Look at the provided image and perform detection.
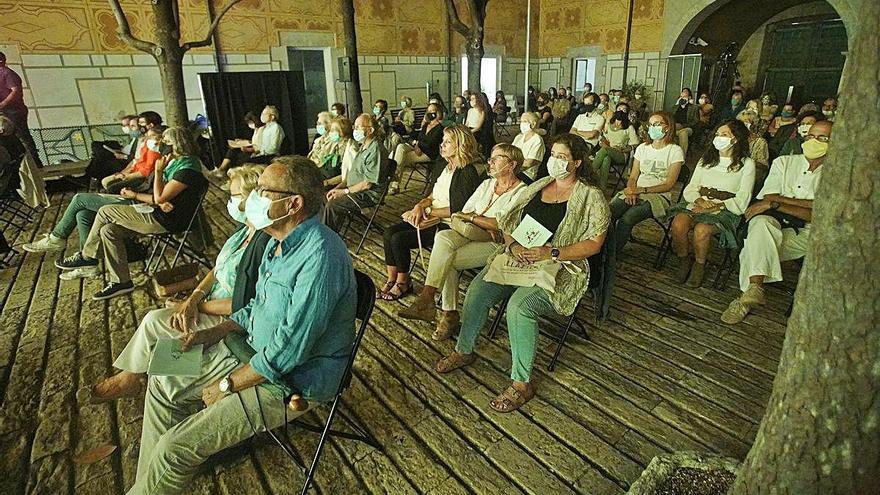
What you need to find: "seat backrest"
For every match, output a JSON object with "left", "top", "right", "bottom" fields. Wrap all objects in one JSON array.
[
  {"left": 674, "top": 164, "right": 691, "bottom": 202},
  {"left": 338, "top": 270, "right": 376, "bottom": 391}
]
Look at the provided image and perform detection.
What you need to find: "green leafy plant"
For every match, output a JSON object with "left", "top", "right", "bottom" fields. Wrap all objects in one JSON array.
[{"left": 622, "top": 80, "right": 651, "bottom": 102}]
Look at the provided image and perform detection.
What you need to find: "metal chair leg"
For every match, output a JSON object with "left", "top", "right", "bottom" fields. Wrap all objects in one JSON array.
[
  {"left": 487, "top": 297, "right": 509, "bottom": 339},
  {"left": 548, "top": 313, "right": 578, "bottom": 371}
]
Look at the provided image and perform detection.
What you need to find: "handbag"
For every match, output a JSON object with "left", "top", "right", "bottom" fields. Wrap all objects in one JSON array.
[
  {"left": 152, "top": 262, "right": 200, "bottom": 298},
  {"left": 450, "top": 215, "right": 493, "bottom": 242},
  {"left": 484, "top": 252, "right": 564, "bottom": 293}
]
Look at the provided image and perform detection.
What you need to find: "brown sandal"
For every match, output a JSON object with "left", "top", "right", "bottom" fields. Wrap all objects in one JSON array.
[
  {"left": 375, "top": 280, "right": 395, "bottom": 299},
  {"left": 431, "top": 312, "right": 461, "bottom": 341},
  {"left": 435, "top": 352, "right": 475, "bottom": 373},
  {"left": 489, "top": 385, "right": 535, "bottom": 413},
  {"left": 379, "top": 281, "right": 412, "bottom": 301}
]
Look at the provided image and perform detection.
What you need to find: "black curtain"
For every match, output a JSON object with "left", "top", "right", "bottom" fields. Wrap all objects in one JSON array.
[{"left": 199, "top": 71, "right": 309, "bottom": 166}]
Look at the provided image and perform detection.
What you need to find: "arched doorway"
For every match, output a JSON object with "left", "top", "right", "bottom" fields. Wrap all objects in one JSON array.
[{"left": 662, "top": 0, "right": 852, "bottom": 106}]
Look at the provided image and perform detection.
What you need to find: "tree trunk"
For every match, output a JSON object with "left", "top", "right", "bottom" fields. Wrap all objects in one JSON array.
[
  {"left": 341, "top": 0, "right": 363, "bottom": 116},
  {"left": 730, "top": 5, "right": 880, "bottom": 494},
  {"left": 466, "top": 37, "right": 484, "bottom": 95},
  {"left": 157, "top": 55, "right": 189, "bottom": 127}
]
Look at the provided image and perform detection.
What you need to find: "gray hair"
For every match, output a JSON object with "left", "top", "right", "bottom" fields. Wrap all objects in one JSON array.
[{"left": 271, "top": 155, "right": 325, "bottom": 217}]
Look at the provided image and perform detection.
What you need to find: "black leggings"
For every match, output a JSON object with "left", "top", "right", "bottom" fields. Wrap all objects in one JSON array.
[{"left": 382, "top": 221, "right": 446, "bottom": 272}]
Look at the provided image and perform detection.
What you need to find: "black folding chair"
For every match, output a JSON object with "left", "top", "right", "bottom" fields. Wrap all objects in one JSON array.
[
  {"left": 266, "top": 269, "right": 380, "bottom": 495},
  {"left": 639, "top": 164, "right": 691, "bottom": 269},
  {"left": 340, "top": 160, "right": 397, "bottom": 255},
  {"left": 144, "top": 189, "right": 212, "bottom": 274},
  {"left": 486, "top": 249, "right": 609, "bottom": 371},
  {"left": 403, "top": 159, "right": 433, "bottom": 194}
]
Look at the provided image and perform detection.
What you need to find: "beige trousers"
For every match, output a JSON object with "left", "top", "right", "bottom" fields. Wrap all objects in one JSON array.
[
  {"left": 424, "top": 229, "right": 499, "bottom": 311},
  {"left": 392, "top": 143, "right": 431, "bottom": 182},
  {"left": 82, "top": 204, "right": 167, "bottom": 283},
  {"left": 738, "top": 215, "right": 810, "bottom": 291}
]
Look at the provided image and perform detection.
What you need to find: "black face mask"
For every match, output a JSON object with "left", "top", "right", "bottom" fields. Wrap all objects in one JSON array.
[
  {"left": 427, "top": 112, "right": 437, "bottom": 120},
  {"left": 583, "top": 104, "right": 596, "bottom": 113}
]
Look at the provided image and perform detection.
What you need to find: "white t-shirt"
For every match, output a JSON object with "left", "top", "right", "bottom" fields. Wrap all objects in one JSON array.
[
  {"left": 683, "top": 157, "right": 757, "bottom": 214},
  {"left": 431, "top": 166, "right": 455, "bottom": 210},
  {"left": 571, "top": 112, "right": 606, "bottom": 146},
  {"left": 512, "top": 132, "right": 545, "bottom": 163},
  {"left": 466, "top": 108, "right": 482, "bottom": 128},
  {"left": 634, "top": 142, "right": 685, "bottom": 188},
  {"left": 255, "top": 121, "right": 284, "bottom": 156},
  {"left": 461, "top": 178, "right": 527, "bottom": 218},
  {"left": 759, "top": 154, "right": 822, "bottom": 201}
]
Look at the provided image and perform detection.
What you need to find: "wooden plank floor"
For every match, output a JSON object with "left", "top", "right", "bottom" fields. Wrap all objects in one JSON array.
[{"left": 0, "top": 174, "right": 795, "bottom": 494}]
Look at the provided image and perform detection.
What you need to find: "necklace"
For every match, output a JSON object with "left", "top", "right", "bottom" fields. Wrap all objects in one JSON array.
[{"left": 552, "top": 180, "right": 574, "bottom": 203}]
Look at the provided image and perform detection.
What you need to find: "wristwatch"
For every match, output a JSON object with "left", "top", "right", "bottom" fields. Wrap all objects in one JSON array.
[
  {"left": 219, "top": 375, "right": 234, "bottom": 394},
  {"left": 424, "top": 206, "right": 432, "bottom": 216},
  {"left": 550, "top": 248, "right": 561, "bottom": 262}
]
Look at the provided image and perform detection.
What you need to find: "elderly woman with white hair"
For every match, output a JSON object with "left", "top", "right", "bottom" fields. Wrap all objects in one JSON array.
[
  {"left": 84, "top": 164, "right": 271, "bottom": 402},
  {"left": 512, "top": 112, "right": 546, "bottom": 179}
]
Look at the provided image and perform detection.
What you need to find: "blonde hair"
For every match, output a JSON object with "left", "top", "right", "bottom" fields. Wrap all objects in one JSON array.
[
  {"left": 491, "top": 143, "right": 524, "bottom": 175},
  {"left": 520, "top": 111, "right": 539, "bottom": 128},
  {"left": 442, "top": 124, "right": 481, "bottom": 168},
  {"left": 163, "top": 127, "right": 200, "bottom": 156},
  {"left": 316, "top": 111, "right": 331, "bottom": 125},
  {"left": 227, "top": 164, "right": 265, "bottom": 200},
  {"left": 329, "top": 117, "right": 353, "bottom": 138},
  {"left": 264, "top": 105, "right": 279, "bottom": 118}
]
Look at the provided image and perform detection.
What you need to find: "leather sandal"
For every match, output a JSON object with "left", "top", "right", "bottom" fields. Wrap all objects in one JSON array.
[
  {"left": 431, "top": 311, "right": 461, "bottom": 341},
  {"left": 375, "top": 280, "right": 395, "bottom": 299},
  {"left": 435, "top": 352, "right": 475, "bottom": 373},
  {"left": 489, "top": 384, "right": 535, "bottom": 413},
  {"left": 379, "top": 281, "right": 412, "bottom": 301}
]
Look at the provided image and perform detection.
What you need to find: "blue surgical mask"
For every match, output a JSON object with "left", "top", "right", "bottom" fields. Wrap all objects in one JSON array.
[
  {"left": 648, "top": 125, "right": 665, "bottom": 141},
  {"left": 226, "top": 197, "right": 248, "bottom": 223},
  {"left": 244, "top": 190, "right": 291, "bottom": 230},
  {"left": 372, "top": 107, "right": 381, "bottom": 116},
  {"left": 353, "top": 129, "right": 366, "bottom": 142},
  {"left": 328, "top": 131, "right": 341, "bottom": 142},
  {"left": 316, "top": 124, "right": 326, "bottom": 136}
]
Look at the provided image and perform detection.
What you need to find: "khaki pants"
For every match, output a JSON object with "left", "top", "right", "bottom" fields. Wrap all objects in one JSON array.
[
  {"left": 114, "top": 308, "right": 225, "bottom": 374},
  {"left": 129, "top": 341, "right": 310, "bottom": 495},
  {"left": 82, "top": 204, "right": 167, "bottom": 283},
  {"left": 738, "top": 215, "right": 810, "bottom": 291},
  {"left": 424, "top": 229, "right": 498, "bottom": 311},
  {"left": 392, "top": 143, "right": 431, "bottom": 182}
]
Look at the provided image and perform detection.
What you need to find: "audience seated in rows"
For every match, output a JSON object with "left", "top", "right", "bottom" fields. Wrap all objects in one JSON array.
[
  {"left": 86, "top": 165, "right": 269, "bottom": 402},
  {"left": 571, "top": 92, "right": 605, "bottom": 149},
  {"left": 126, "top": 157, "right": 356, "bottom": 494},
  {"left": 55, "top": 127, "right": 208, "bottom": 300},
  {"left": 492, "top": 91, "right": 510, "bottom": 122},
  {"left": 609, "top": 112, "right": 684, "bottom": 254},
  {"left": 87, "top": 111, "right": 162, "bottom": 180},
  {"left": 330, "top": 102, "right": 347, "bottom": 119},
  {"left": 212, "top": 111, "right": 263, "bottom": 176},
  {"left": 393, "top": 96, "right": 416, "bottom": 135},
  {"left": 323, "top": 114, "right": 389, "bottom": 232},
  {"left": 389, "top": 102, "right": 445, "bottom": 194},
  {"left": 667, "top": 119, "right": 756, "bottom": 288},
  {"left": 214, "top": 106, "right": 285, "bottom": 177},
  {"left": 774, "top": 110, "right": 824, "bottom": 158},
  {"left": 398, "top": 143, "right": 528, "bottom": 339},
  {"left": 512, "top": 112, "right": 545, "bottom": 179},
  {"left": 102, "top": 125, "right": 166, "bottom": 194},
  {"left": 435, "top": 133, "right": 610, "bottom": 413},
  {"left": 467, "top": 92, "right": 495, "bottom": 157},
  {"left": 309, "top": 116, "right": 354, "bottom": 183},
  {"left": 592, "top": 110, "right": 639, "bottom": 192},
  {"left": 722, "top": 121, "right": 833, "bottom": 324},
  {"left": 378, "top": 124, "right": 484, "bottom": 301}
]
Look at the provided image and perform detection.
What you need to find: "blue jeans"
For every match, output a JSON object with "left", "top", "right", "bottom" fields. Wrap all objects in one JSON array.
[
  {"left": 456, "top": 267, "right": 554, "bottom": 382},
  {"left": 609, "top": 197, "right": 654, "bottom": 255},
  {"left": 51, "top": 193, "right": 129, "bottom": 249}
]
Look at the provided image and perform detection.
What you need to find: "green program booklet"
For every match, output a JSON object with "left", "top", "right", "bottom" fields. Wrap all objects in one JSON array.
[{"left": 148, "top": 337, "right": 204, "bottom": 376}]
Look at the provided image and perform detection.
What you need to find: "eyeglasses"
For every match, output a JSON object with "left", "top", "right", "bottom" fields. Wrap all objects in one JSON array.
[
  {"left": 255, "top": 186, "right": 297, "bottom": 197},
  {"left": 806, "top": 134, "right": 830, "bottom": 143}
]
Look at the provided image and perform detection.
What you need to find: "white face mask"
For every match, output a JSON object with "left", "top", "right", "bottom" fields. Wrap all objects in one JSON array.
[
  {"left": 260, "top": 113, "right": 270, "bottom": 124},
  {"left": 328, "top": 131, "right": 341, "bottom": 142},
  {"left": 316, "top": 124, "right": 326, "bottom": 136},
  {"left": 713, "top": 136, "right": 734, "bottom": 152},
  {"left": 822, "top": 109, "right": 835, "bottom": 117},
  {"left": 353, "top": 129, "right": 366, "bottom": 142},
  {"left": 519, "top": 122, "right": 532, "bottom": 134},
  {"left": 546, "top": 156, "right": 571, "bottom": 180},
  {"left": 698, "top": 98, "right": 708, "bottom": 105},
  {"left": 244, "top": 190, "right": 292, "bottom": 230},
  {"left": 400, "top": 101, "right": 408, "bottom": 108},
  {"left": 248, "top": 123, "right": 257, "bottom": 130},
  {"left": 797, "top": 124, "right": 811, "bottom": 137},
  {"left": 330, "top": 109, "right": 338, "bottom": 117},
  {"left": 122, "top": 126, "right": 131, "bottom": 135},
  {"left": 226, "top": 197, "right": 248, "bottom": 223},
  {"left": 146, "top": 139, "right": 161, "bottom": 152}
]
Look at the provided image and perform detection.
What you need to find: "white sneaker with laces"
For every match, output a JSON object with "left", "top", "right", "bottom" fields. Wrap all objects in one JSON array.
[
  {"left": 59, "top": 266, "right": 101, "bottom": 281},
  {"left": 22, "top": 233, "right": 65, "bottom": 253}
]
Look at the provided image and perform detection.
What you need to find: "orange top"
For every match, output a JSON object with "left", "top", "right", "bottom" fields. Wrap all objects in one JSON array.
[{"left": 131, "top": 142, "right": 161, "bottom": 176}]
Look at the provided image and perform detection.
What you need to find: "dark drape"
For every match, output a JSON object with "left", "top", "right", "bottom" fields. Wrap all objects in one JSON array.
[{"left": 199, "top": 71, "right": 309, "bottom": 165}]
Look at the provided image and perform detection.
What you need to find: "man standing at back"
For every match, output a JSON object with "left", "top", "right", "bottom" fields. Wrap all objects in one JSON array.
[{"left": 0, "top": 52, "right": 40, "bottom": 166}]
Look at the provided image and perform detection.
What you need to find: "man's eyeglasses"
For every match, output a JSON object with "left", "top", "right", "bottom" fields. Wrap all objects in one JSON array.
[
  {"left": 806, "top": 134, "right": 830, "bottom": 143},
  {"left": 256, "top": 186, "right": 297, "bottom": 197}
]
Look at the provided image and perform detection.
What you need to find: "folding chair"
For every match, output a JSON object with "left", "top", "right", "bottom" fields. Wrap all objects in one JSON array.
[
  {"left": 266, "top": 269, "right": 380, "bottom": 495},
  {"left": 341, "top": 160, "right": 397, "bottom": 255},
  {"left": 608, "top": 150, "right": 632, "bottom": 192},
  {"left": 641, "top": 164, "right": 691, "bottom": 269},
  {"left": 144, "top": 189, "right": 212, "bottom": 274},
  {"left": 486, "top": 248, "right": 610, "bottom": 371},
  {"left": 403, "top": 159, "right": 433, "bottom": 194}
]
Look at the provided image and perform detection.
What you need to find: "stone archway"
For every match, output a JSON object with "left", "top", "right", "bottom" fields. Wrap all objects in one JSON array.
[{"left": 660, "top": 0, "right": 860, "bottom": 57}]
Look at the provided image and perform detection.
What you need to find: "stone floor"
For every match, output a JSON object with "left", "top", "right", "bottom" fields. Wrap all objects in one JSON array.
[{"left": 0, "top": 173, "right": 794, "bottom": 494}]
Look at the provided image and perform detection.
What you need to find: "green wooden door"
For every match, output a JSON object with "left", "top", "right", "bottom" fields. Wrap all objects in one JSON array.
[{"left": 760, "top": 19, "right": 846, "bottom": 104}]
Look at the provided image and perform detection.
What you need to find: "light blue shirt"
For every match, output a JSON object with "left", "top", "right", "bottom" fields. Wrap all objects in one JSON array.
[{"left": 230, "top": 216, "right": 356, "bottom": 401}]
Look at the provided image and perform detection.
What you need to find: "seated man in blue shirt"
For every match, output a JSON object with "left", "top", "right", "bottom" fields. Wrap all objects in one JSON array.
[{"left": 128, "top": 156, "right": 357, "bottom": 495}]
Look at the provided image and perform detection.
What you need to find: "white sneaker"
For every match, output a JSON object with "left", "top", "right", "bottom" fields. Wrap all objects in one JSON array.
[
  {"left": 59, "top": 266, "right": 101, "bottom": 281},
  {"left": 22, "top": 233, "right": 66, "bottom": 253}
]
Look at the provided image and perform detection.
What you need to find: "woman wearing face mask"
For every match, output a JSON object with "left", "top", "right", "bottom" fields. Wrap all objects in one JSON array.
[
  {"left": 493, "top": 91, "right": 510, "bottom": 122},
  {"left": 593, "top": 111, "right": 639, "bottom": 192},
  {"left": 310, "top": 116, "right": 354, "bottom": 183},
  {"left": 55, "top": 127, "right": 209, "bottom": 300},
  {"left": 23, "top": 126, "right": 166, "bottom": 259},
  {"left": 83, "top": 165, "right": 271, "bottom": 403},
  {"left": 394, "top": 96, "right": 416, "bottom": 135},
  {"left": 213, "top": 112, "right": 264, "bottom": 178},
  {"left": 760, "top": 93, "right": 778, "bottom": 122},
  {"left": 778, "top": 112, "right": 824, "bottom": 157},
  {"left": 399, "top": 144, "right": 527, "bottom": 339},
  {"left": 535, "top": 92, "right": 553, "bottom": 132},
  {"left": 609, "top": 112, "right": 684, "bottom": 254},
  {"left": 101, "top": 126, "right": 165, "bottom": 194},
  {"left": 451, "top": 95, "right": 468, "bottom": 125},
  {"left": 740, "top": 99, "right": 770, "bottom": 137},
  {"left": 527, "top": 85, "right": 537, "bottom": 112},
  {"left": 768, "top": 103, "right": 796, "bottom": 137},
  {"left": 330, "top": 102, "right": 346, "bottom": 119},
  {"left": 436, "top": 133, "right": 609, "bottom": 413},
  {"left": 736, "top": 111, "right": 769, "bottom": 174},
  {"left": 310, "top": 111, "right": 331, "bottom": 146},
  {"left": 379, "top": 125, "right": 484, "bottom": 301},
  {"left": 390, "top": 103, "right": 445, "bottom": 194},
  {"left": 667, "top": 120, "right": 756, "bottom": 287},
  {"left": 512, "top": 112, "right": 546, "bottom": 179},
  {"left": 373, "top": 99, "right": 389, "bottom": 127}
]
